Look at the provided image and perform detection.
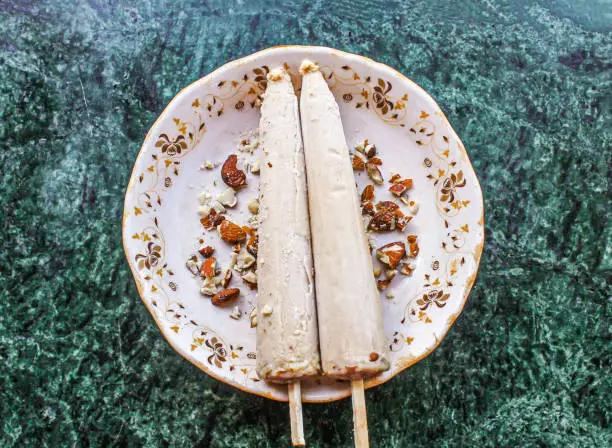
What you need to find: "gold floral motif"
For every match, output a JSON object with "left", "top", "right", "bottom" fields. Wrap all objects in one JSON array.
[
  {"left": 206, "top": 337, "right": 228, "bottom": 368},
  {"left": 325, "top": 65, "right": 409, "bottom": 124},
  {"left": 372, "top": 78, "right": 394, "bottom": 114},
  {"left": 215, "top": 65, "right": 270, "bottom": 112},
  {"left": 187, "top": 327, "right": 258, "bottom": 383},
  {"left": 155, "top": 134, "right": 188, "bottom": 156},
  {"left": 135, "top": 242, "right": 161, "bottom": 271},
  {"left": 440, "top": 171, "right": 466, "bottom": 203},
  {"left": 416, "top": 290, "right": 450, "bottom": 310}
]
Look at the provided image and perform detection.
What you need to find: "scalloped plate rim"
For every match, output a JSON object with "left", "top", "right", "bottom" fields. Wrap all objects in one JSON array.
[{"left": 122, "top": 45, "right": 484, "bottom": 403}]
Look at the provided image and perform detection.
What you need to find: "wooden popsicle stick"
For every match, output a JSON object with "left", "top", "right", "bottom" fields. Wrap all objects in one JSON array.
[
  {"left": 351, "top": 378, "right": 369, "bottom": 448},
  {"left": 288, "top": 381, "right": 305, "bottom": 446}
]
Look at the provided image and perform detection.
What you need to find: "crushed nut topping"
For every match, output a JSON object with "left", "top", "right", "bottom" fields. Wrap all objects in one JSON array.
[
  {"left": 248, "top": 198, "right": 259, "bottom": 214},
  {"left": 247, "top": 215, "right": 259, "bottom": 229},
  {"left": 352, "top": 138, "right": 420, "bottom": 293},
  {"left": 400, "top": 178, "right": 413, "bottom": 190},
  {"left": 376, "top": 201, "right": 399, "bottom": 211},
  {"left": 222, "top": 269, "right": 233, "bottom": 288},
  {"left": 352, "top": 154, "right": 366, "bottom": 171},
  {"left": 200, "top": 276, "right": 218, "bottom": 296},
  {"left": 376, "top": 241, "right": 406, "bottom": 269},
  {"left": 250, "top": 159, "right": 261, "bottom": 174},
  {"left": 211, "top": 288, "right": 240, "bottom": 307},
  {"left": 221, "top": 154, "right": 247, "bottom": 189},
  {"left": 186, "top": 258, "right": 202, "bottom": 275},
  {"left": 364, "top": 144, "right": 377, "bottom": 159},
  {"left": 399, "top": 261, "right": 416, "bottom": 276},
  {"left": 389, "top": 173, "right": 402, "bottom": 184},
  {"left": 408, "top": 242, "right": 419, "bottom": 257},
  {"left": 200, "top": 257, "right": 217, "bottom": 278},
  {"left": 201, "top": 208, "right": 225, "bottom": 230},
  {"left": 229, "top": 306, "right": 242, "bottom": 320},
  {"left": 246, "top": 232, "right": 258, "bottom": 257},
  {"left": 408, "top": 200, "right": 419, "bottom": 215},
  {"left": 229, "top": 252, "right": 238, "bottom": 270},
  {"left": 217, "top": 220, "right": 247, "bottom": 243},
  {"left": 377, "top": 279, "right": 391, "bottom": 291},
  {"left": 198, "top": 245, "right": 215, "bottom": 258},
  {"left": 366, "top": 163, "right": 383, "bottom": 185},
  {"left": 362, "top": 201, "right": 375, "bottom": 216},
  {"left": 389, "top": 183, "right": 408, "bottom": 197},
  {"left": 368, "top": 208, "right": 395, "bottom": 232},
  {"left": 361, "top": 184, "right": 375, "bottom": 203},
  {"left": 234, "top": 249, "right": 256, "bottom": 272},
  {"left": 394, "top": 209, "right": 412, "bottom": 232},
  {"left": 197, "top": 205, "right": 211, "bottom": 216},
  {"left": 241, "top": 271, "right": 257, "bottom": 288},
  {"left": 217, "top": 188, "right": 237, "bottom": 208}
]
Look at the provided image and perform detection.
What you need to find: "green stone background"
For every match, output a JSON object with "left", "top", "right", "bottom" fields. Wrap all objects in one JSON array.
[{"left": 1, "top": 0, "right": 610, "bottom": 446}]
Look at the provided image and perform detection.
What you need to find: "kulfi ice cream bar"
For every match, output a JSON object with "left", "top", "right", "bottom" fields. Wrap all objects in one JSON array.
[
  {"left": 256, "top": 67, "right": 321, "bottom": 382},
  {"left": 299, "top": 60, "right": 390, "bottom": 379}
]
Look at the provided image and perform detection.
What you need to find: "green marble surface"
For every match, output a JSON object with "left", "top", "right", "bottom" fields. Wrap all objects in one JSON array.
[{"left": 1, "top": 1, "right": 610, "bottom": 446}]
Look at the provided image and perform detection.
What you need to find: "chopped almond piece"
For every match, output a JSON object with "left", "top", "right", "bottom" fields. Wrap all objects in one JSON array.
[
  {"left": 200, "top": 257, "right": 217, "bottom": 278},
  {"left": 367, "top": 163, "right": 383, "bottom": 185},
  {"left": 218, "top": 220, "right": 247, "bottom": 243},
  {"left": 368, "top": 209, "right": 395, "bottom": 232},
  {"left": 377, "top": 279, "right": 391, "bottom": 291},
  {"left": 221, "top": 154, "right": 247, "bottom": 189},
  {"left": 198, "top": 245, "right": 215, "bottom": 258},
  {"left": 364, "top": 144, "right": 377, "bottom": 159},
  {"left": 376, "top": 242, "right": 406, "bottom": 269},
  {"left": 246, "top": 233, "right": 258, "bottom": 257},
  {"left": 408, "top": 242, "right": 419, "bottom": 257},
  {"left": 400, "top": 178, "right": 413, "bottom": 190},
  {"left": 394, "top": 209, "right": 412, "bottom": 232},
  {"left": 389, "top": 183, "right": 408, "bottom": 197},
  {"left": 352, "top": 154, "right": 366, "bottom": 171},
  {"left": 399, "top": 262, "right": 416, "bottom": 276},
  {"left": 389, "top": 173, "right": 402, "bottom": 184},
  {"left": 222, "top": 269, "right": 233, "bottom": 288},
  {"left": 211, "top": 288, "right": 240, "bottom": 307},
  {"left": 376, "top": 201, "right": 399, "bottom": 211},
  {"left": 200, "top": 209, "right": 225, "bottom": 230},
  {"left": 362, "top": 201, "right": 375, "bottom": 216},
  {"left": 361, "top": 184, "right": 375, "bottom": 203}
]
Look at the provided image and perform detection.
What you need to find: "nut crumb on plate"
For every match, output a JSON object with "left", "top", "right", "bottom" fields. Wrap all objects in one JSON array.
[
  {"left": 217, "top": 188, "right": 237, "bottom": 208},
  {"left": 229, "top": 306, "right": 242, "bottom": 320},
  {"left": 211, "top": 288, "right": 240, "bottom": 307}
]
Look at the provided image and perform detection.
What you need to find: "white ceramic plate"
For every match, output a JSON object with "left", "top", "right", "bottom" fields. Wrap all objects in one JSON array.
[{"left": 123, "top": 46, "right": 484, "bottom": 403}]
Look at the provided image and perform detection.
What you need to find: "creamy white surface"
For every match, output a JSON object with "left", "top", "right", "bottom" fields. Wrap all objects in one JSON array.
[
  {"left": 299, "top": 61, "right": 390, "bottom": 379},
  {"left": 256, "top": 68, "right": 320, "bottom": 382}
]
